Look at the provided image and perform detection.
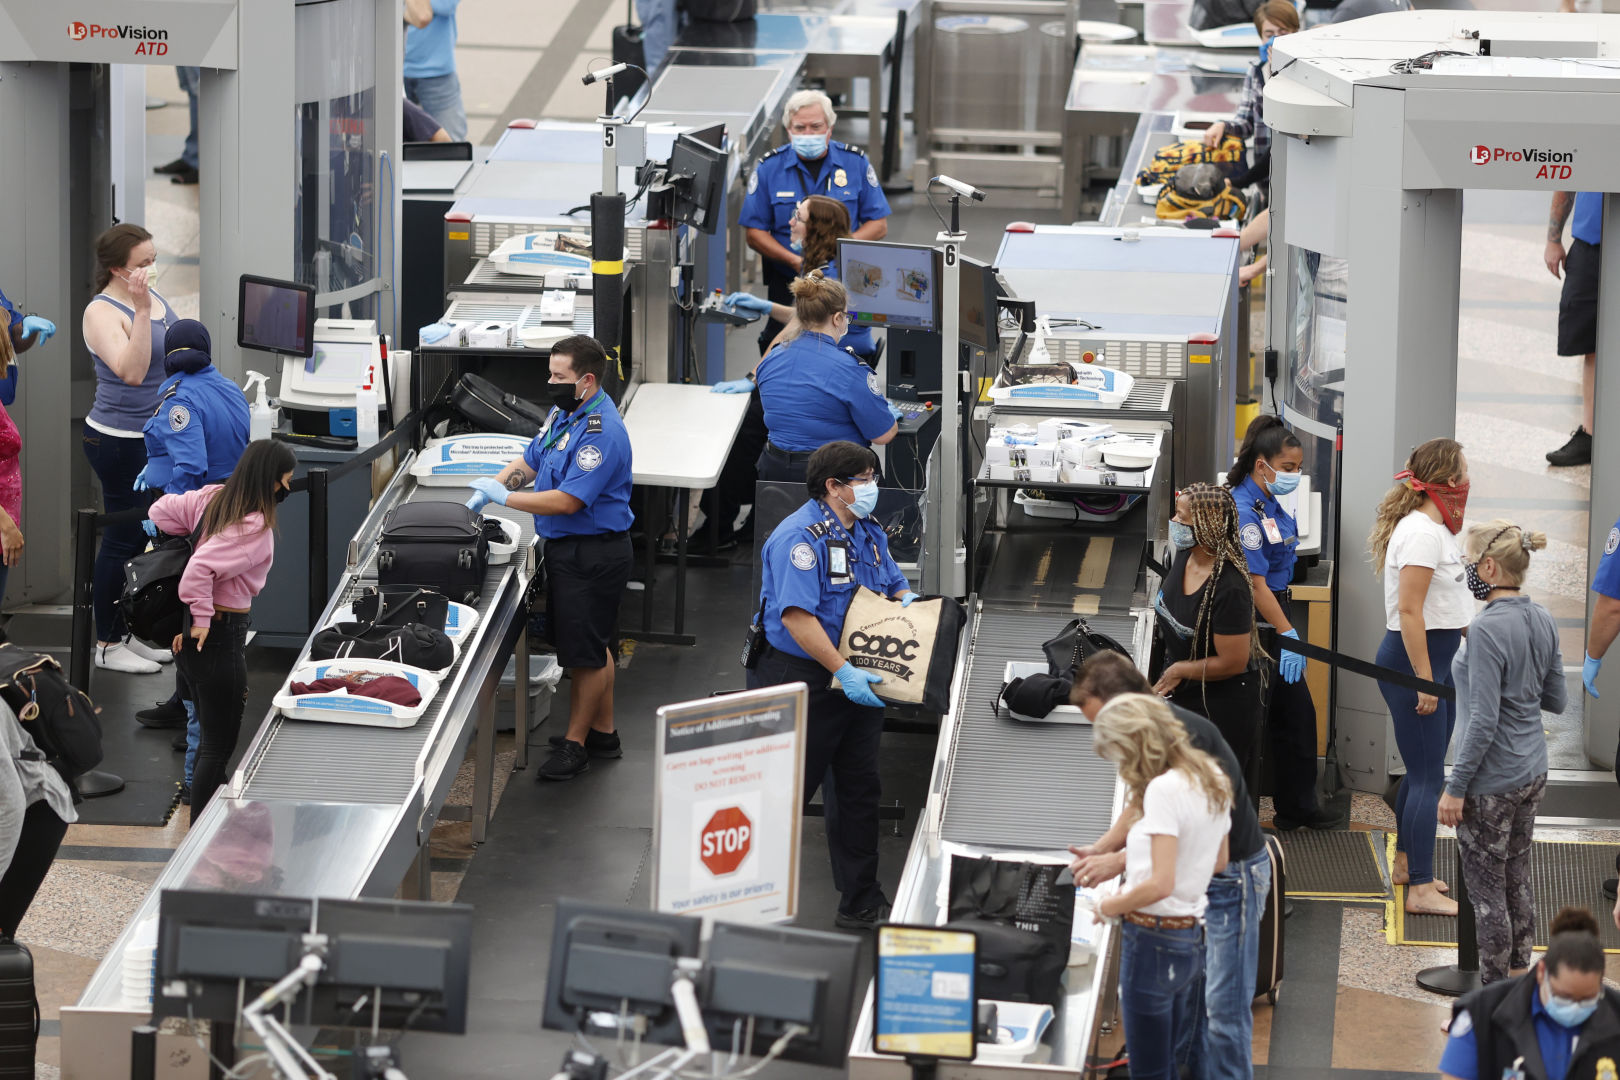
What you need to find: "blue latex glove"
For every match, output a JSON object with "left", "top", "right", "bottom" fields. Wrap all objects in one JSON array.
[
  {"left": 1278, "top": 628, "right": 1305, "bottom": 684},
  {"left": 1585, "top": 654, "right": 1603, "bottom": 699},
  {"left": 419, "top": 322, "right": 451, "bottom": 345},
  {"left": 833, "top": 662, "right": 885, "bottom": 708},
  {"left": 19, "top": 316, "right": 54, "bottom": 344},
  {"left": 722, "top": 292, "right": 772, "bottom": 316},
  {"left": 468, "top": 477, "right": 509, "bottom": 506},
  {"left": 888, "top": 401, "right": 905, "bottom": 421},
  {"left": 713, "top": 377, "right": 753, "bottom": 394},
  {"left": 141, "top": 519, "right": 158, "bottom": 538},
  {"left": 465, "top": 491, "right": 492, "bottom": 513},
  {"left": 899, "top": 591, "right": 921, "bottom": 607},
  {"left": 132, "top": 465, "right": 151, "bottom": 492}
]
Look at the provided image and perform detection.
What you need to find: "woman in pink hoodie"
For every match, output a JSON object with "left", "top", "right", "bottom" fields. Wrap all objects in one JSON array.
[{"left": 149, "top": 439, "right": 296, "bottom": 822}]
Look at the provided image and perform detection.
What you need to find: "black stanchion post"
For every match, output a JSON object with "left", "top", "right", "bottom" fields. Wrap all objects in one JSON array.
[
  {"left": 1417, "top": 849, "right": 1481, "bottom": 996},
  {"left": 308, "top": 468, "right": 329, "bottom": 632},
  {"left": 72, "top": 508, "right": 124, "bottom": 799},
  {"left": 1324, "top": 423, "right": 1346, "bottom": 795},
  {"left": 130, "top": 1024, "right": 157, "bottom": 1080}
]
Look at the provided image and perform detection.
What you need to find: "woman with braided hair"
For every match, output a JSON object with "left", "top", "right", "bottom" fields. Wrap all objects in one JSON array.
[{"left": 1152, "top": 483, "right": 1266, "bottom": 783}]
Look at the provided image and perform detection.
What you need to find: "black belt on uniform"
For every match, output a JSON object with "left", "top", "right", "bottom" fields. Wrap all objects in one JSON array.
[
  {"left": 549, "top": 530, "right": 630, "bottom": 543},
  {"left": 763, "top": 643, "right": 827, "bottom": 670},
  {"left": 763, "top": 440, "right": 815, "bottom": 463},
  {"left": 1271, "top": 587, "right": 1292, "bottom": 604}
]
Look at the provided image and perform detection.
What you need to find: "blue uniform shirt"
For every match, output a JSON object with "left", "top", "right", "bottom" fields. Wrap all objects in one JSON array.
[
  {"left": 522, "top": 391, "right": 634, "bottom": 539},
  {"left": 1573, "top": 192, "right": 1603, "bottom": 248},
  {"left": 1233, "top": 474, "right": 1298, "bottom": 592},
  {"left": 1593, "top": 514, "right": 1620, "bottom": 600},
  {"left": 1438, "top": 982, "right": 1579, "bottom": 1080},
  {"left": 0, "top": 289, "right": 18, "bottom": 332},
  {"left": 141, "top": 366, "right": 251, "bottom": 495},
  {"left": 755, "top": 331, "right": 895, "bottom": 452},
  {"left": 760, "top": 498, "right": 909, "bottom": 660},
  {"left": 740, "top": 141, "right": 891, "bottom": 271}
]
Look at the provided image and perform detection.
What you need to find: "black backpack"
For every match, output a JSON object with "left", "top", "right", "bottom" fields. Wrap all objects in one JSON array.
[
  {"left": 309, "top": 622, "right": 455, "bottom": 672},
  {"left": 0, "top": 646, "right": 103, "bottom": 783},
  {"left": 352, "top": 586, "right": 450, "bottom": 632},
  {"left": 118, "top": 523, "right": 202, "bottom": 648}
]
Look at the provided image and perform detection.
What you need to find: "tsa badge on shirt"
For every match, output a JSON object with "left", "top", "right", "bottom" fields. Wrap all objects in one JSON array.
[
  {"left": 1241, "top": 523, "right": 1264, "bottom": 551},
  {"left": 1607, "top": 526, "right": 1619, "bottom": 556},
  {"left": 168, "top": 404, "right": 190, "bottom": 432},
  {"left": 576, "top": 445, "right": 603, "bottom": 472},
  {"left": 790, "top": 542, "right": 817, "bottom": 571}
]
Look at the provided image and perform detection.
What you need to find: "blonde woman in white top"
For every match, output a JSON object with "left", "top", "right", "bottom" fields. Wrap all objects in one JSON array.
[
  {"left": 1090, "top": 694, "right": 1231, "bottom": 1080},
  {"left": 1368, "top": 437, "right": 1475, "bottom": 916}
]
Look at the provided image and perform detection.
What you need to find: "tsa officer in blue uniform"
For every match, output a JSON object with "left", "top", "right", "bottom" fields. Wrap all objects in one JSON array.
[
  {"left": 1581, "top": 510, "right": 1620, "bottom": 898},
  {"left": 740, "top": 89, "right": 891, "bottom": 352},
  {"left": 752, "top": 271, "right": 897, "bottom": 485},
  {"left": 0, "top": 287, "right": 55, "bottom": 359},
  {"left": 1227, "top": 415, "right": 1337, "bottom": 830},
  {"left": 749, "top": 441, "right": 917, "bottom": 929},
  {"left": 471, "top": 336, "right": 634, "bottom": 782}
]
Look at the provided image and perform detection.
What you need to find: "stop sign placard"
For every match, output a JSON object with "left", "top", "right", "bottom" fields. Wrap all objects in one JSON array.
[{"left": 699, "top": 806, "right": 752, "bottom": 876}]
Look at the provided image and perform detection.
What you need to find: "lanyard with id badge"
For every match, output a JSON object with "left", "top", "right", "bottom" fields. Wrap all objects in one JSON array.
[{"left": 820, "top": 505, "right": 880, "bottom": 589}]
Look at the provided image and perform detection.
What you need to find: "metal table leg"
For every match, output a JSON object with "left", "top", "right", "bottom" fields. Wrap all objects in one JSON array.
[
  {"left": 471, "top": 668, "right": 497, "bottom": 844},
  {"left": 641, "top": 487, "right": 657, "bottom": 633},
  {"left": 513, "top": 627, "right": 530, "bottom": 771},
  {"left": 674, "top": 488, "right": 690, "bottom": 638}
]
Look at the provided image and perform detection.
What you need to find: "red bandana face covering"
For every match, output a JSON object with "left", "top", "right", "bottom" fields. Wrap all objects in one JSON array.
[{"left": 1395, "top": 470, "right": 1469, "bottom": 534}]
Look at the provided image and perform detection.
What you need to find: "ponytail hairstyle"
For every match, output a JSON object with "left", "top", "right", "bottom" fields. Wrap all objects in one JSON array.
[
  {"left": 1367, "top": 437, "right": 1466, "bottom": 572},
  {"left": 800, "top": 194, "right": 852, "bottom": 279},
  {"left": 1543, "top": 907, "right": 1605, "bottom": 980},
  {"left": 1092, "top": 693, "right": 1232, "bottom": 816},
  {"left": 1465, "top": 518, "right": 1548, "bottom": 588},
  {"left": 199, "top": 439, "right": 298, "bottom": 542},
  {"left": 93, "top": 223, "right": 153, "bottom": 293},
  {"left": 1225, "top": 414, "right": 1302, "bottom": 489},
  {"left": 1180, "top": 483, "right": 1267, "bottom": 677},
  {"left": 789, "top": 268, "right": 849, "bottom": 332}
]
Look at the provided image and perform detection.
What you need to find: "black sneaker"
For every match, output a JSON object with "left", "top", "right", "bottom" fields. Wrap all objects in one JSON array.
[
  {"left": 1547, "top": 426, "right": 1592, "bottom": 467},
  {"left": 177, "top": 784, "right": 190, "bottom": 806},
  {"left": 153, "top": 156, "right": 190, "bottom": 175},
  {"left": 547, "top": 729, "right": 624, "bottom": 758},
  {"left": 835, "top": 902, "right": 892, "bottom": 931},
  {"left": 137, "top": 699, "right": 188, "bottom": 729},
  {"left": 1604, "top": 878, "right": 1617, "bottom": 901},
  {"left": 171, "top": 166, "right": 199, "bottom": 185},
  {"left": 539, "top": 739, "right": 591, "bottom": 781},
  {"left": 1273, "top": 806, "right": 1341, "bottom": 832},
  {"left": 171, "top": 732, "right": 188, "bottom": 752}
]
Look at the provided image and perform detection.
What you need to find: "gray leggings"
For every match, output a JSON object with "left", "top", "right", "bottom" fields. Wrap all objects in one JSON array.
[{"left": 1457, "top": 773, "right": 1547, "bottom": 984}]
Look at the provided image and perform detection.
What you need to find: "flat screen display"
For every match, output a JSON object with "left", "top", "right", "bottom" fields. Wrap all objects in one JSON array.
[
  {"left": 299, "top": 341, "right": 371, "bottom": 389},
  {"left": 238, "top": 275, "right": 316, "bottom": 358},
  {"left": 839, "top": 239, "right": 939, "bottom": 332}
]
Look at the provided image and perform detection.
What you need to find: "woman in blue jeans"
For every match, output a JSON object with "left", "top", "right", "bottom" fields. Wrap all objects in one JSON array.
[
  {"left": 1369, "top": 438, "right": 1474, "bottom": 917},
  {"left": 1089, "top": 694, "right": 1232, "bottom": 1080}
]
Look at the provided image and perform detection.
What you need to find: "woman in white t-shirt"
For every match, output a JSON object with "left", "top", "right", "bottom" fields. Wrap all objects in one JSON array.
[
  {"left": 1368, "top": 438, "right": 1473, "bottom": 917},
  {"left": 1091, "top": 694, "right": 1232, "bottom": 1080}
]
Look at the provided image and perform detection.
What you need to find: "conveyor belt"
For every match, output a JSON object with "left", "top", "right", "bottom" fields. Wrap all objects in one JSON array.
[
  {"left": 978, "top": 503, "right": 1148, "bottom": 611},
  {"left": 941, "top": 605, "right": 1146, "bottom": 850}
]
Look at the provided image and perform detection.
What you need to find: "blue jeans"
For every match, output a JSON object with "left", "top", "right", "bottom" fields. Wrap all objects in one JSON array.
[
  {"left": 1178, "top": 847, "right": 1272, "bottom": 1080},
  {"left": 1379, "top": 627, "right": 1462, "bottom": 886},
  {"left": 1120, "top": 921, "right": 1206, "bottom": 1080},
  {"left": 182, "top": 699, "right": 199, "bottom": 787},
  {"left": 81, "top": 424, "right": 150, "bottom": 642},
  {"left": 404, "top": 73, "right": 467, "bottom": 143},
  {"left": 176, "top": 66, "right": 200, "bottom": 169}
]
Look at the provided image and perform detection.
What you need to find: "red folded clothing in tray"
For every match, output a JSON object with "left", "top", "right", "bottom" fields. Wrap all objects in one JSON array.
[{"left": 288, "top": 673, "right": 422, "bottom": 707}]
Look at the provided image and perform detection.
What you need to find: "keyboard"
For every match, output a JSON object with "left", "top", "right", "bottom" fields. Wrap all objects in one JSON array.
[{"left": 889, "top": 398, "right": 937, "bottom": 435}]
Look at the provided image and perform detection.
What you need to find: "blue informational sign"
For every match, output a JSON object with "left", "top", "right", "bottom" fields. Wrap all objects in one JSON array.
[{"left": 873, "top": 925, "right": 978, "bottom": 1060}]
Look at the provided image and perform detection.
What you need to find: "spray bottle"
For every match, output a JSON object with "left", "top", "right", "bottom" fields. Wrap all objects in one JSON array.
[
  {"left": 355, "top": 364, "right": 379, "bottom": 449},
  {"left": 1028, "top": 315, "right": 1055, "bottom": 365},
  {"left": 244, "top": 371, "right": 276, "bottom": 442}
]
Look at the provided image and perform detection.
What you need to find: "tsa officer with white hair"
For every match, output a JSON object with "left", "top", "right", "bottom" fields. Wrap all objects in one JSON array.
[{"left": 740, "top": 89, "right": 892, "bottom": 351}]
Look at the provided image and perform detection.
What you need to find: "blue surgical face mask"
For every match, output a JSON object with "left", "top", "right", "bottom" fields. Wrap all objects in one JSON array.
[
  {"left": 845, "top": 480, "right": 880, "bottom": 519},
  {"left": 1543, "top": 982, "right": 1600, "bottom": 1028},
  {"left": 791, "top": 133, "right": 829, "bottom": 160},
  {"left": 790, "top": 237, "right": 804, "bottom": 253},
  {"left": 1263, "top": 460, "right": 1302, "bottom": 497},
  {"left": 1168, "top": 520, "right": 1196, "bottom": 551}
]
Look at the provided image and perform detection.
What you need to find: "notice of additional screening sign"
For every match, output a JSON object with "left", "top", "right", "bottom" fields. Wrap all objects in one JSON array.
[
  {"left": 874, "top": 925, "right": 978, "bottom": 1060},
  {"left": 652, "top": 684, "right": 806, "bottom": 923}
]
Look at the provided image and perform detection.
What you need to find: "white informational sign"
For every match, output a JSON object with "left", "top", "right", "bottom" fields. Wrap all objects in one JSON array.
[{"left": 653, "top": 684, "right": 806, "bottom": 923}]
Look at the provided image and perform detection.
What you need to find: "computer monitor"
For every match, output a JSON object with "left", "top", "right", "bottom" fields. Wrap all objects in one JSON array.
[
  {"left": 155, "top": 891, "right": 316, "bottom": 1023},
  {"left": 238, "top": 274, "right": 316, "bottom": 359},
  {"left": 838, "top": 239, "right": 940, "bottom": 333},
  {"left": 540, "top": 899, "right": 705, "bottom": 1048},
  {"left": 668, "top": 132, "right": 727, "bottom": 234},
  {"left": 957, "top": 255, "right": 1000, "bottom": 352},
  {"left": 701, "top": 921, "right": 864, "bottom": 1068}
]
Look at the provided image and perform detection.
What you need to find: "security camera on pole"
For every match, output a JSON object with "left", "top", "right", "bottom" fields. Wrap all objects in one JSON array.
[{"left": 926, "top": 175, "right": 986, "bottom": 598}]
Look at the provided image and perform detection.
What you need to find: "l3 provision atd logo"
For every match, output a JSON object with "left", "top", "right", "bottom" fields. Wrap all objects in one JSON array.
[
  {"left": 68, "top": 20, "right": 171, "bottom": 55},
  {"left": 1470, "top": 144, "right": 1574, "bottom": 180}
]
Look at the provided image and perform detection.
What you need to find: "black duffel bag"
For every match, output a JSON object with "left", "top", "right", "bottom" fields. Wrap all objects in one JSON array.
[
  {"left": 451, "top": 373, "right": 550, "bottom": 437},
  {"left": 944, "top": 855, "right": 1074, "bottom": 1009},
  {"left": 352, "top": 586, "right": 450, "bottom": 632},
  {"left": 1042, "top": 617, "right": 1131, "bottom": 679},
  {"left": 309, "top": 622, "right": 455, "bottom": 672},
  {"left": 118, "top": 523, "right": 203, "bottom": 648}
]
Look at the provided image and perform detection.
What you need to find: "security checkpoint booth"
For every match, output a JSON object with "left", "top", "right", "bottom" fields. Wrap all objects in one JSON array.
[{"left": 1261, "top": 10, "right": 1620, "bottom": 804}]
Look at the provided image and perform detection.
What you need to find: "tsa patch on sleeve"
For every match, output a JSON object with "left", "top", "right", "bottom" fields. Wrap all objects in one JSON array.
[
  {"left": 748, "top": 170, "right": 758, "bottom": 194},
  {"left": 1241, "top": 523, "right": 1264, "bottom": 551},
  {"left": 1607, "top": 527, "right": 1619, "bottom": 556},
  {"left": 167, "top": 405, "right": 190, "bottom": 432},
  {"left": 866, "top": 163, "right": 878, "bottom": 186},
  {"left": 790, "top": 542, "right": 817, "bottom": 571},
  {"left": 1447, "top": 1009, "right": 1471, "bottom": 1037},
  {"left": 576, "top": 445, "right": 603, "bottom": 472},
  {"left": 867, "top": 371, "right": 882, "bottom": 396}
]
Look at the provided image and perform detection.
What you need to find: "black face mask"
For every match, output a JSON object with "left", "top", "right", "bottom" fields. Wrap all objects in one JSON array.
[
  {"left": 274, "top": 485, "right": 291, "bottom": 504},
  {"left": 546, "top": 380, "right": 582, "bottom": 412}
]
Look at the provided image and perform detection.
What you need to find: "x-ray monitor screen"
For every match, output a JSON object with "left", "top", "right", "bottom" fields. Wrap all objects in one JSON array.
[
  {"left": 238, "top": 275, "right": 316, "bottom": 358},
  {"left": 839, "top": 240, "right": 938, "bottom": 332}
]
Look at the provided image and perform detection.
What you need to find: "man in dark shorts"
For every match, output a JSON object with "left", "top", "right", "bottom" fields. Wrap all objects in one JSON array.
[
  {"left": 471, "top": 336, "right": 635, "bottom": 780},
  {"left": 1546, "top": 191, "right": 1602, "bottom": 467}
]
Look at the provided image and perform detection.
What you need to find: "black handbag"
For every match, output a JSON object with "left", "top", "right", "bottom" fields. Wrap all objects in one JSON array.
[
  {"left": 352, "top": 586, "right": 450, "bottom": 632},
  {"left": 117, "top": 523, "right": 204, "bottom": 648},
  {"left": 309, "top": 622, "right": 455, "bottom": 672},
  {"left": 944, "top": 855, "right": 1074, "bottom": 1009},
  {"left": 1042, "top": 617, "right": 1131, "bottom": 678},
  {"left": 451, "top": 373, "right": 550, "bottom": 437}
]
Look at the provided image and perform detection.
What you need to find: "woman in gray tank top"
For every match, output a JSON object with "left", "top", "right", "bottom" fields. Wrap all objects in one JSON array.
[{"left": 80, "top": 224, "right": 179, "bottom": 675}]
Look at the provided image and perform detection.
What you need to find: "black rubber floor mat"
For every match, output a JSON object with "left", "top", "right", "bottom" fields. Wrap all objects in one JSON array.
[
  {"left": 1393, "top": 835, "right": 1620, "bottom": 952},
  {"left": 1276, "top": 828, "right": 1386, "bottom": 897},
  {"left": 71, "top": 780, "right": 180, "bottom": 827}
]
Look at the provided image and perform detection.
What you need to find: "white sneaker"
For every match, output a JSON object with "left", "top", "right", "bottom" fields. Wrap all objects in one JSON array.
[
  {"left": 95, "top": 643, "right": 161, "bottom": 674},
  {"left": 124, "top": 638, "right": 173, "bottom": 665}
]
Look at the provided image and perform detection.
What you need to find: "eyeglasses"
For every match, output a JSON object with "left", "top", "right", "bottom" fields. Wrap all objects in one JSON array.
[{"left": 840, "top": 472, "right": 880, "bottom": 486}]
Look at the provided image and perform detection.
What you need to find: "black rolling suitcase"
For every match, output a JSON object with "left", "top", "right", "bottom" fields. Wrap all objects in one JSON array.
[
  {"left": 0, "top": 938, "right": 38, "bottom": 1077},
  {"left": 1255, "top": 833, "right": 1285, "bottom": 1004},
  {"left": 376, "top": 503, "right": 490, "bottom": 606}
]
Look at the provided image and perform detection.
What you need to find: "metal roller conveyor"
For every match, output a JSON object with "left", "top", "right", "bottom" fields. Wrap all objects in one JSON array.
[{"left": 66, "top": 454, "right": 534, "bottom": 1029}]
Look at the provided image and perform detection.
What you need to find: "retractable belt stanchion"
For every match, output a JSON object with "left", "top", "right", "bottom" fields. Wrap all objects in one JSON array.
[{"left": 1417, "top": 862, "right": 1481, "bottom": 997}]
